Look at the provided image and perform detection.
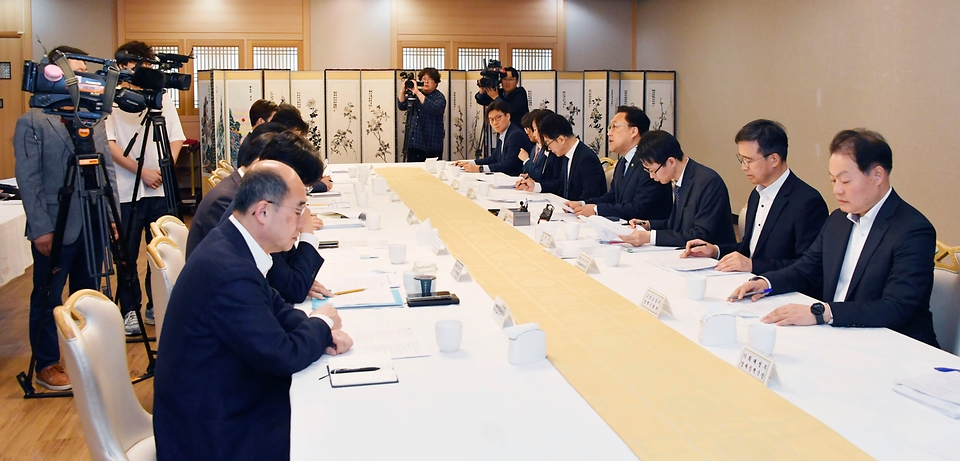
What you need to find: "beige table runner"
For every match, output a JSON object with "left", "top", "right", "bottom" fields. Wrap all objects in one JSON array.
[{"left": 380, "top": 168, "right": 870, "bottom": 460}]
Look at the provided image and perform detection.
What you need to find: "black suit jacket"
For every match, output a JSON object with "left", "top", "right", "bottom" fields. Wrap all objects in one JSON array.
[
  {"left": 185, "top": 170, "right": 241, "bottom": 258},
  {"left": 475, "top": 124, "right": 531, "bottom": 176},
  {"left": 155, "top": 220, "right": 332, "bottom": 461},
  {"left": 539, "top": 141, "right": 607, "bottom": 202},
  {"left": 719, "top": 171, "right": 828, "bottom": 277},
  {"left": 521, "top": 144, "right": 554, "bottom": 181},
  {"left": 586, "top": 150, "right": 673, "bottom": 221},
  {"left": 650, "top": 158, "right": 736, "bottom": 247},
  {"left": 763, "top": 189, "right": 938, "bottom": 346}
]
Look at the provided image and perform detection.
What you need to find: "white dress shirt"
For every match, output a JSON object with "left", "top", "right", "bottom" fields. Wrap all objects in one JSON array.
[
  {"left": 748, "top": 169, "right": 791, "bottom": 255},
  {"left": 833, "top": 187, "right": 893, "bottom": 302}
]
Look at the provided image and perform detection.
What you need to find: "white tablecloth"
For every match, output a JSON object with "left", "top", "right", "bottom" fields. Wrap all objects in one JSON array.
[{"left": 0, "top": 202, "right": 32, "bottom": 286}]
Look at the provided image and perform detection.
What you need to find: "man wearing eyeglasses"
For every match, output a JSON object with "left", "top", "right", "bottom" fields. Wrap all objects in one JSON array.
[
  {"left": 680, "top": 120, "right": 827, "bottom": 284},
  {"left": 565, "top": 106, "right": 672, "bottom": 221},
  {"left": 397, "top": 67, "right": 446, "bottom": 162},
  {"left": 475, "top": 67, "right": 528, "bottom": 129},
  {"left": 455, "top": 100, "right": 531, "bottom": 175},
  {"left": 515, "top": 112, "right": 606, "bottom": 201},
  {"left": 618, "top": 131, "right": 736, "bottom": 247}
]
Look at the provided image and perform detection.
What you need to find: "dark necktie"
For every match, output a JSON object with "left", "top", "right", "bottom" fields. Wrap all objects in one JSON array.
[
  {"left": 619, "top": 157, "right": 627, "bottom": 178},
  {"left": 561, "top": 156, "right": 570, "bottom": 198},
  {"left": 673, "top": 184, "right": 681, "bottom": 215}
]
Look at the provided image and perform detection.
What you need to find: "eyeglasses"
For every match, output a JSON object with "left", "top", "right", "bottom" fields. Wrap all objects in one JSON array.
[
  {"left": 642, "top": 163, "right": 663, "bottom": 175},
  {"left": 607, "top": 123, "right": 631, "bottom": 131},
  {"left": 266, "top": 200, "right": 306, "bottom": 217},
  {"left": 544, "top": 138, "right": 557, "bottom": 151},
  {"left": 488, "top": 114, "right": 505, "bottom": 124},
  {"left": 736, "top": 153, "right": 766, "bottom": 166}
]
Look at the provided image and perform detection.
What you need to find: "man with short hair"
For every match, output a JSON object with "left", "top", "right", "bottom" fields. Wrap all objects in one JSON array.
[
  {"left": 730, "top": 129, "right": 939, "bottom": 347},
  {"left": 515, "top": 113, "right": 606, "bottom": 202},
  {"left": 455, "top": 101, "right": 531, "bottom": 176},
  {"left": 397, "top": 67, "right": 446, "bottom": 162},
  {"left": 566, "top": 106, "right": 672, "bottom": 221},
  {"left": 272, "top": 103, "right": 309, "bottom": 135},
  {"left": 518, "top": 109, "right": 554, "bottom": 181},
  {"left": 249, "top": 99, "right": 278, "bottom": 129},
  {"left": 682, "top": 119, "right": 827, "bottom": 282},
  {"left": 619, "top": 131, "right": 736, "bottom": 247},
  {"left": 475, "top": 66, "right": 528, "bottom": 128},
  {"left": 154, "top": 161, "right": 353, "bottom": 461}
]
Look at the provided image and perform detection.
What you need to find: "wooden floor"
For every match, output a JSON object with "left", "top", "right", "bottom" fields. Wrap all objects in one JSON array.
[{"left": 0, "top": 247, "right": 159, "bottom": 460}]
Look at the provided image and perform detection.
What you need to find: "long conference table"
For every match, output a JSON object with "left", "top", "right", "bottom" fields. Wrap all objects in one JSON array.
[{"left": 290, "top": 163, "right": 960, "bottom": 460}]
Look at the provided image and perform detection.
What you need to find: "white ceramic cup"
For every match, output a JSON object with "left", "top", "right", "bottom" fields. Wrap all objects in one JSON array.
[
  {"left": 450, "top": 168, "right": 461, "bottom": 178},
  {"left": 347, "top": 166, "right": 358, "bottom": 178},
  {"left": 353, "top": 182, "right": 365, "bottom": 194},
  {"left": 435, "top": 319, "right": 463, "bottom": 353},
  {"left": 479, "top": 182, "right": 491, "bottom": 196},
  {"left": 565, "top": 222, "right": 581, "bottom": 241},
  {"left": 603, "top": 246, "right": 621, "bottom": 267},
  {"left": 403, "top": 270, "right": 419, "bottom": 295},
  {"left": 388, "top": 243, "right": 406, "bottom": 264},
  {"left": 366, "top": 213, "right": 381, "bottom": 231},
  {"left": 357, "top": 171, "right": 370, "bottom": 187},
  {"left": 437, "top": 161, "right": 447, "bottom": 171},
  {"left": 356, "top": 192, "right": 369, "bottom": 207},
  {"left": 686, "top": 274, "right": 707, "bottom": 300},
  {"left": 748, "top": 323, "right": 777, "bottom": 355}
]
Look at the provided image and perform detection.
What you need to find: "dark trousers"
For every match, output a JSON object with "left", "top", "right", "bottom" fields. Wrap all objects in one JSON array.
[
  {"left": 405, "top": 148, "right": 442, "bottom": 163},
  {"left": 29, "top": 238, "right": 99, "bottom": 372},
  {"left": 117, "top": 197, "right": 168, "bottom": 315}
]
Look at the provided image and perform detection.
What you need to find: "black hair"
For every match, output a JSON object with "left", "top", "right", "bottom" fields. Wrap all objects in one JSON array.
[
  {"left": 48, "top": 45, "right": 87, "bottom": 62},
  {"left": 486, "top": 100, "right": 511, "bottom": 117},
  {"left": 638, "top": 130, "right": 684, "bottom": 165},
  {"left": 418, "top": 67, "right": 441, "bottom": 83},
  {"left": 249, "top": 99, "right": 279, "bottom": 128},
  {"left": 537, "top": 112, "right": 574, "bottom": 140},
  {"left": 271, "top": 103, "right": 308, "bottom": 134},
  {"left": 234, "top": 169, "right": 289, "bottom": 214},
  {"left": 735, "top": 119, "right": 789, "bottom": 161},
  {"left": 115, "top": 40, "right": 155, "bottom": 65},
  {"left": 520, "top": 109, "right": 544, "bottom": 129},
  {"left": 617, "top": 105, "right": 651, "bottom": 135},
  {"left": 829, "top": 129, "right": 893, "bottom": 173},
  {"left": 504, "top": 67, "right": 520, "bottom": 81},
  {"left": 238, "top": 122, "right": 286, "bottom": 167},
  {"left": 258, "top": 131, "right": 323, "bottom": 185}
]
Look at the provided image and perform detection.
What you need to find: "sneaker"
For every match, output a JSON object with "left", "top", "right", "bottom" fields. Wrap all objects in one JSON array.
[
  {"left": 144, "top": 307, "right": 155, "bottom": 325},
  {"left": 124, "top": 310, "right": 141, "bottom": 336},
  {"left": 36, "top": 364, "right": 71, "bottom": 391}
]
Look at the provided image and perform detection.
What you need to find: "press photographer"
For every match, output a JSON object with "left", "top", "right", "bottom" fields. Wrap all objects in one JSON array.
[
  {"left": 474, "top": 62, "right": 528, "bottom": 129},
  {"left": 397, "top": 67, "right": 446, "bottom": 162}
]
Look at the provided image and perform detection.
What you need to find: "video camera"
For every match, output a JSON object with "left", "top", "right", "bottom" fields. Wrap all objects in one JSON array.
[
  {"left": 478, "top": 59, "right": 506, "bottom": 90},
  {"left": 114, "top": 51, "right": 193, "bottom": 111},
  {"left": 399, "top": 71, "right": 424, "bottom": 103}
]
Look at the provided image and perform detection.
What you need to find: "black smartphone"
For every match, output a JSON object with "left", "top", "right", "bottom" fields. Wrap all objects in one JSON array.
[{"left": 317, "top": 240, "right": 339, "bottom": 249}]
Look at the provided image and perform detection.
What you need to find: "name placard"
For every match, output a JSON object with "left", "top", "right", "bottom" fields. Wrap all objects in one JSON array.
[
  {"left": 465, "top": 187, "right": 478, "bottom": 199},
  {"left": 739, "top": 346, "right": 779, "bottom": 386},
  {"left": 451, "top": 179, "right": 461, "bottom": 190},
  {"left": 575, "top": 252, "right": 598, "bottom": 274},
  {"left": 451, "top": 259, "right": 470, "bottom": 281},
  {"left": 438, "top": 170, "right": 448, "bottom": 181},
  {"left": 539, "top": 231, "right": 556, "bottom": 248},
  {"left": 500, "top": 208, "right": 515, "bottom": 225},
  {"left": 406, "top": 210, "right": 419, "bottom": 225},
  {"left": 431, "top": 237, "right": 448, "bottom": 255},
  {"left": 492, "top": 296, "right": 515, "bottom": 328},
  {"left": 639, "top": 288, "right": 673, "bottom": 318}
]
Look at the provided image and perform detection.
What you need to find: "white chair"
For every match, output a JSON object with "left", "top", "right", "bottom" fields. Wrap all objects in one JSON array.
[
  {"left": 146, "top": 236, "right": 185, "bottom": 343},
  {"left": 150, "top": 215, "right": 188, "bottom": 257},
  {"left": 55, "top": 289, "right": 156, "bottom": 461},
  {"left": 931, "top": 241, "right": 960, "bottom": 355},
  {"left": 600, "top": 156, "right": 616, "bottom": 193}
]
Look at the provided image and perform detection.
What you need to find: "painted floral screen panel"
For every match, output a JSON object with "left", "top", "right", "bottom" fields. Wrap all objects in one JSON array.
[
  {"left": 360, "top": 70, "right": 397, "bottom": 163},
  {"left": 557, "top": 72, "right": 584, "bottom": 143},
  {"left": 325, "top": 70, "right": 362, "bottom": 164},
  {"left": 291, "top": 71, "right": 326, "bottom": 159}
]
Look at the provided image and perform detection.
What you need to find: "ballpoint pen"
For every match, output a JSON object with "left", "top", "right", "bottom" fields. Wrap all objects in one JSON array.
[
  {"left": 334, "top": 288, "right": 365, "bottom": 296},
  {"left": 934, "top": 367, "right": 960, "bottom": 372},
  {"left": 330, "top": 367, "right": 380, "bottom": 374},
  {"left": 727, "top": 288, "right": 772, "bottom": 301}
]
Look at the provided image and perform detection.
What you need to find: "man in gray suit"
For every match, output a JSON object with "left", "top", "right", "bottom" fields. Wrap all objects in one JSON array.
[{"left": 14, "top": 46, "right": 120, "bottom": 391}]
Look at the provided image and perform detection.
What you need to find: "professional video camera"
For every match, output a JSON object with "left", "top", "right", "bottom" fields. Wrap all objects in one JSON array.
[
  {"left": 478, "top": 59, "right": 506, "bottom": 90},
  {"left": 399, "top": 70, "right": 424, "bottom": 103},
  {"left": 114, "top": 51, "right": 193, "bottom": 111}
]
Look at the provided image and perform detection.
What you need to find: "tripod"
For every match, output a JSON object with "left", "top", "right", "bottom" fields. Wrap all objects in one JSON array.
[
  {"left": 116, "top": 106, "right": 182, "bottom": 378},
  {"left": 16, "top": 119, "right": 136, "bottom": 399}
]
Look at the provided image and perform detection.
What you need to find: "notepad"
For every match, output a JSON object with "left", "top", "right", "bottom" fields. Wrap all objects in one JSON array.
[
  {"left": 313, "top": 288, "right": 404, "bottom": 309},
  {"left": 319, "top": 218, "right": 364, "bottom": 229},
  {"left": 326, "top": 353, "right": 398, "bottom": 388}
]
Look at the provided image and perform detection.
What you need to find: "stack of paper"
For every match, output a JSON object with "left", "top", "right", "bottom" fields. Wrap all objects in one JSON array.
[
  {"left": 326, "top": 352, "right": 399, "bottom": 388},
  {"left": 893, "top": 370, "right": 960, "bottom": 418},
  {"left": 584, "top": 215, "right": 633, "bottom": 241}
]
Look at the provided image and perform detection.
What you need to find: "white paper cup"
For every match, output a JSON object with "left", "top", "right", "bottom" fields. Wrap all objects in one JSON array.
[
  {"left": 357, "top": 171, "right": 370, "bottom": 187},
  {"left": 366, "top": 213, "right": 381, "bottom": 231},
  {"left": 450, "top": 168, "right": 461, "bottom": 178},
  {"left": 353, "top": 182, "right": 365, "bottom": 194},
  {"left": 348, "top": 166, "right": 358, "bottom": 178},
  {"left": 356, "top": 192, "right": 369, "bottom": 207},
  {"left": 403, "top": 270, "right": 419, "bottom": 294},
  {"left": 748, "top": 323, "right": 777, "bottom": 355},
  {"left": 372, "top": 177, "right": 388, "bottom": 195},
  {"left": 437, "top": 161, "right": 447, "bottom": 171},
  {"left": 479, "top": 182, "right": 491, "bottom": 196},
  {"left": 388, "top": 244, "right": 406, "bottom": 264},
  {"left": 435, "top": 319, "right": 463, "bottom": 353},
  {"left": 603, "top": 246, "right": 621, "bottom": 267},
  {"left": 686, "top": 274, "right": 707, "bottom": 300},
  {"left": 565, "top": 222, "right": 581, "bottom": 241},
  {"left": 424, "top": 157, "right": 438, "bottom": 172}
]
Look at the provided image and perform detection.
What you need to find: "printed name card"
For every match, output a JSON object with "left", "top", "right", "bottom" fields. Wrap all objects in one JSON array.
[
  {"left": 465, "top": 187, "right": 478, "bottom": 199},
  {"left": 406, "top": 210, "right": 419, "bottom": 225},
  {"left": 739, "top": 346, "right": 780, "bottom": 386},
  {"left": 492, "top": 296, "right": 515, "bottom": 328},
  {"left": 539, "top": 231, "right": 556, "bottom": 248},
  {"left": 431, "top": 237, "right": 448, "bottom": 255},
  {"left": 575, "top": 252, "right": 599, "bottom": 274},
  {"left": 639, "top": 288, "right": 673, "bottom": 318},
  {"left": 451, "top": 259, "right": 470, "bottom": 281},
  {"left": 438, "top": 170, "right": 448, "bottom": 181},
  {"left": 451, "top": 179, "right": 461, "bottom": 190},
  {"left": 500, "top": 208, "right": 515, "bottom": 225}
]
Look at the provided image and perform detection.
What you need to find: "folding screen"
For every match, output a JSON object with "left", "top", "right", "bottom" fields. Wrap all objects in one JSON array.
[
  {"left": 325, "top": 70, "right": 362, "bottom": 164},
  {"left": 583, "top": 71, "right": 609, "bottom": 157},
  {"left": 448, "top": 71, "right": 469, "bottom": 161},
  {"left": 290, "top": 71, "right": 326, "bottom": 159},
  {"left": 263, "top": 70, "right": 291, "bottom": 105},
  {"left": 223, "top": 70, "right": 263, "bottom": 165},
  {"left": 522, "top": 71, "right": 558, "bottom": 112},
  {"left": 359, "top": 70, "right": 398, "bottom": 163},
  {"left": 646, "top": 71, "right": 677, "bottom": 134},
  {"left": 556, "top": 71, "right": 584, "bottom": 143}
]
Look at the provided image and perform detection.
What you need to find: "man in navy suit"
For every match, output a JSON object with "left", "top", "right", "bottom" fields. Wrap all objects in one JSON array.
[
  {"left": 681, "top": 120, "right": 827, "bottom": 283},
  {"left": 566, "top": 106, "right": 672, "bottom": 221},
  {"left": 515, "top": 113, "right": 607, "bottom": 201},
  {"left": 455, "top": 100, "right": 531, "bottom": 176},
  {"left": 154, "top": 161, "right": 354, "bottom": 461},
  {"left": 619, "top": 131, "right": 736, "bottom": 247},
  {"left": 731, "top": 129, "right": 938, "bottom": 347}
]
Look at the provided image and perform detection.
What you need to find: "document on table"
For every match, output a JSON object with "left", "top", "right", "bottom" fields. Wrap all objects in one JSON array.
[
  {"left": 321, "top": 272, "right": 401, "bottom": 292},
  {"left": 319, "top": 218, "right": 364, "bottom": 229},
  {"left": 583, "top": 215, "right": 633, "bottom": 241},
  {"left": 348, "top": 326, "right": 432, "bottom": 359},
  {"left": 895, "top": 371, "right": 960, "bottom": 404},
  {"left": 646, "top": 257, "right": 718, "bottom": 272}
]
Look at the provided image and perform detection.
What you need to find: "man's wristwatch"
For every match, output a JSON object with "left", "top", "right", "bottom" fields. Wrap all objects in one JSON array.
[{"left": 811, "top": 302, "right": 825, "bottom": 325}]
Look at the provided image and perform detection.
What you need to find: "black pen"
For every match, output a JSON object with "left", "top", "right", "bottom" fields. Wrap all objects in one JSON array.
[{"left": 330, "top": 367, "right": 380, "bottom": 374}]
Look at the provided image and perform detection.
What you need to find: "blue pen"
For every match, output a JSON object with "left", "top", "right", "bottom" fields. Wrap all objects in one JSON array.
[
  {"left": 934, "top": 367, "right": 960, "bottom": 373},
  {"left": 727, "top": 288, "right": 772, "bottom": 301}
]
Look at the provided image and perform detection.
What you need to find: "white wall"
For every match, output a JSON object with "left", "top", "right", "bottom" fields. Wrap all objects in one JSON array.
[
  {"left": 32, "top": 0, "right": 114, "bottom": 62},
  {"left": 565, "top": 0, "right": 632, "bottom": 71},
  {"left": 310, "top": 0, "right": 391, "bottom": 70}
]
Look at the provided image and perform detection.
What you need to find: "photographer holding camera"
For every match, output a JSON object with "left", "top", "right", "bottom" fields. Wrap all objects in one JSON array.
[
  {"left": 397, "top": 68, "right": 446, "bottom": 162},
  {"left": 105, "top": 40, "right": 186, "bottom": 336},
  {"left": 475, "top": 65, "right": 528, "bottom": 129}
]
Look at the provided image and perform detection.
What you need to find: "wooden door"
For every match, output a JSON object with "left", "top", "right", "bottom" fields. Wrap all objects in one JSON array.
[{"left": 0, "top": 37, "right": 24, "bottom": 179}]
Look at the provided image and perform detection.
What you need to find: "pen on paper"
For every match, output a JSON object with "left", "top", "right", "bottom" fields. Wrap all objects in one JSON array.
[
  {"left": 334, "top": 288, "right": 365, "bottom": 296},
  {"left": 934, "top": 367, "right": 960, "bottom": 373},
  {"left": 727, "top": 288, "right": 772, "bottom": 301},
  {"left": 330, "top": 367, "right": 380, "bottom": 374}
]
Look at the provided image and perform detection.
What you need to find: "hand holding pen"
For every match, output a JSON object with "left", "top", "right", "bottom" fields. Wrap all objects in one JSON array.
[{"left": 727, "top": 277, "right": 772, "bottom": 302}]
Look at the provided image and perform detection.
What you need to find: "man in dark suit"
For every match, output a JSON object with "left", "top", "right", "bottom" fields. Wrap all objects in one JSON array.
[
  {"left": 566, "top": 106, "right": 672, "bottom": 221},
  {"left": 681, "top": 120, "right": 827, "bottom": 282},
  {"left": 619, "top": 131, "right": 736, "bottom": 247},
  {"left": 515, "top": 112, "right": 607, "bottom": 201},
  {"left": 154, "top": 161, "right": 353, "bottom": 461},
  {"left": 455, "top": 100, "right": 531, "bottom": 176},
  {"left": 13, "top": 46, "right": 121, "bottom": 391},
  {"left": 731, "top": 129, "right": 938, "bottom": 347}
]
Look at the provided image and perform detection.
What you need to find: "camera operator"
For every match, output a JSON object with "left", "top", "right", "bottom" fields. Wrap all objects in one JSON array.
[
  {"left": 475, "top": 66, "right": 528, "bottom": 129},
  {"left": 397, "top": 68, "right": 446, "bottom": 162},
  {"left": 14, "top": 46, "right": 121, "bottom": 390},
  {"left": 105, "top": 40, "right": 186, "bottom": 336}
]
